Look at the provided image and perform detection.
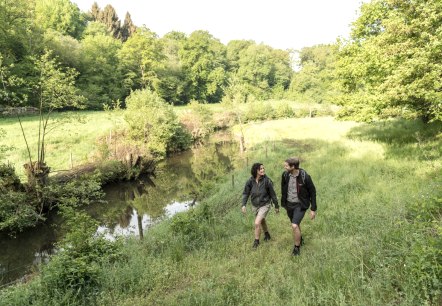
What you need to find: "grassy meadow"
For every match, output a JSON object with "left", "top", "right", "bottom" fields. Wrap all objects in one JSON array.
[
  {"left": 0, "top": 111, "right": 126, "bottom": 179},
  {"left": 1, "top": 115, "right": 440, "bottom": 305}
]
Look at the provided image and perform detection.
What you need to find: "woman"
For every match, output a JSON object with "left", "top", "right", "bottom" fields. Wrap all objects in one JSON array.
[{"left": 241, "top": 162, "right": 279, "bottom": 248}]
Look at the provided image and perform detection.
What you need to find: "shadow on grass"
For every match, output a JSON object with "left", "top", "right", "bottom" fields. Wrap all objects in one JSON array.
[{"left": 346, "top": 119, "right": 442, "bottom": 161}]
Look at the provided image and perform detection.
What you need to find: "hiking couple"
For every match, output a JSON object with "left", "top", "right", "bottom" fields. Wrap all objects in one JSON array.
[{"left": 241, "top": 157, "right": 317, "bottom": 256}]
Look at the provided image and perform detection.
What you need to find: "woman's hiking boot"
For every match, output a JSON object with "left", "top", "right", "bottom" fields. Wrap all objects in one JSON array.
[
  {"left": 252, "top": 239, "right": 260, "bottom": 249},
  {"left": 292, "top": 245, "right": 300, "bottom": 256},
  {"left": 264, "top": 231, "right": 271, "bottom": 241}
]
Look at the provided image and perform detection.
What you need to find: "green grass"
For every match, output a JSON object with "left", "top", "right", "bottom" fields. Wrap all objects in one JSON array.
[
  {"left": 0, "top": 111, "right": 126, "bottom": 178},
  {"left": 1, "top": 117, "right": 441, "bottom": 305}
]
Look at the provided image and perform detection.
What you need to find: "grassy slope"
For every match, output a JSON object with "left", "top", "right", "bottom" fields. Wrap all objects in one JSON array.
[
  {"left": 1, "top": 116, "right": 440, "bottom": 305},
  {"left": 93, "top": 117, "right": 440, "bottom": 305}
]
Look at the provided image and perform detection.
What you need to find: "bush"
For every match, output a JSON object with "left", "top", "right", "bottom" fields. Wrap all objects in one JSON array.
[
  {"left": 243, "top": 100, "right": 273, "bottom": 122},
  {"left": 0, "top": 191, "right": 42, "bottom": 233},
  {"left": 124, "top": 89, "right": 191, "bottom": 157},
  {"left": 0, "top": 163, "right": 21, "bottom": 192},
  {"left": 37, "top": 207, "right": 122, "bottom": 304}
]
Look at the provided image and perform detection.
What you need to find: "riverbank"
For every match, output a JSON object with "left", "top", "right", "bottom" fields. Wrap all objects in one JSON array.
[{"left": 1, "top": 117, "right": 440, "bottom": 305}]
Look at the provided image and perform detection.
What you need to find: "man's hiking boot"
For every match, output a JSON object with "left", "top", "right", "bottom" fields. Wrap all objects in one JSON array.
[
  {"left": 252, "top": 240, "right": 260, "bottom": 249},
  {"left": 264, "top": 232, "right": 271, "bottom": 241},
  {"left": 292, "top": 245, "right": 300, "bottom": 256}
]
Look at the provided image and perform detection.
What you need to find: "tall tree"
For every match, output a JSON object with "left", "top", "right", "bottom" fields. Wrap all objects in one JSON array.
[
  {"left": 118, "top": 26, "right": 164, "bottom": 92},
  {"left": 288, "top": 44, "right": 339, "bottom": 103},
  {"left": 34, "top": 0, "right": 86, "bottom": 39},
  {"left": 337, "top": 0, "right": 442, "bottom": 122},
  {"left": 78, "top": 28, "right": 124, "bottom": 109},
  {"left": 154, "top": 31, "right": 190, "bottom": 104},
  {"left": 0, "top": 0, "right": 36, "bottom": 62},
  {"left": 120, "top": 12, "right": 137, "bottom": 42},
  {"left": 236, "top": 43, "right": 292, "bottom": 100},
  {"left": 226, "top": 40, "right": 254, "bottom": 73},
  {"left": 179, "top": 30, "right": 227, "bottom": 103},
  {"left": 90, "top": 1, "right": 100, "bottom": 21},
  {"left": 97, "top": 4, "right": 121, "bottom": 39}
]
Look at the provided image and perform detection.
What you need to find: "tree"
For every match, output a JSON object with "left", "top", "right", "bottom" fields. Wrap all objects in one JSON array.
[
  {"left": 97, "top": 4, "right": 121, "bottom": 39},
  {"left": 0, "top": 0, "right": 30, "bottom": 58},
  {"left": 288, "top": 44, "right": 339, "bottom": 103},
  {"left": 236, "top": 43, "right": 292, "bottom": 100},
  {"left": 337, "top": 0, "right": 442, "bottom": 122},
  {"left": 118, "top": 26, "right": 164, "bottom": 92},
  {"left": 154, "top": 31, "right": 190, "bottom": 104},
  {"left": 78, "top": 30, "right": 124, "bottom": 109},
  {"left": 226, "top": 39, "right": 254, "bottom": 73},
  {"left": 22, "top": 50, "right": 85, "bottom": 187},
  {"left": 120, "top": 12, "right": 137, "bottom": 42},
  {"left": 43, "top": 29, "right": 82, "bottom": 70},
  {"left": 34, "top": 0, "right": 86, "bottom": 39},
  {"left": 179, "top": 30, "right": 227, "bottom": 103},
  {"left": 90, "top": 1, "right": 100, "bottom": 21}
]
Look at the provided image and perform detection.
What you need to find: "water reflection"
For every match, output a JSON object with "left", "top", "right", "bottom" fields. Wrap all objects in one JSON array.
[{"left": 0, "top": 132, "right": 238, "bottom": 286}]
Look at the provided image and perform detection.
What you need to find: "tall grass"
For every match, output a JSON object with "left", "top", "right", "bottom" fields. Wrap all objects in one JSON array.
[{"left": 1, "top": 117, "right": 440, "bottom": 305}]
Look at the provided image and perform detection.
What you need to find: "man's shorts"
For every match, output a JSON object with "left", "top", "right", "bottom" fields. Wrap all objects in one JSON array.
[
  {"left": 252, "top": 203, "right": 271, "bottom": 219},
  {"left": 285, "top": 202, "right": 306, "bottom": 225}
]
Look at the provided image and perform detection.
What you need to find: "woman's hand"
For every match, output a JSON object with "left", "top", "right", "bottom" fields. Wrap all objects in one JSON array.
[{"left": 241, "top": 206, "right": 246, "bottom": 214}]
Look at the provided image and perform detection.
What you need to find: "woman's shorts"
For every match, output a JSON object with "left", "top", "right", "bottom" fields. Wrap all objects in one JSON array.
[
  {"left": 285, "top": 202, "right": 306, "bottom": 225},
  {"left": 252, "top": 203, "right": 271, "bottom": 219}
]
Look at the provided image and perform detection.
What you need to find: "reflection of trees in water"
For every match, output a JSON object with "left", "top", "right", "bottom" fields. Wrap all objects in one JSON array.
[
  {"left": 118, "top": 205, "right": 133, "bottom": 228},
  {"left": 190, "top": 142, "right": 236, "bottom": 197},
  {"left": 90, "top": 139, "right": 238, "bottom": 236}
]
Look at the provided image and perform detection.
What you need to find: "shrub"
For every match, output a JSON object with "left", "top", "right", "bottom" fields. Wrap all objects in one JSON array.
[
  {"left": 0, "top": 191, "right": 42, "bottom": 233},
  {"left": 243, "top": 100, "right": 273, "bottom": 122},
  {"left": 124, "top": 89, "right": 191, "bottom": 157}
]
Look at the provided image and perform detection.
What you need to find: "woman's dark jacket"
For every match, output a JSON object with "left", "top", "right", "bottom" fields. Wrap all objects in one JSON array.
[
  {"left": 281, "top": 169, "right": 317, "bottom": 211},
  {"left": 242, "top": 175, "right": 279, "bottom": 208}
]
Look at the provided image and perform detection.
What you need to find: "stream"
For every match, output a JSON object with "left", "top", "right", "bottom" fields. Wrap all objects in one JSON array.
[{"left": 0, "top": 131, "right": 240, "bottom": 287}]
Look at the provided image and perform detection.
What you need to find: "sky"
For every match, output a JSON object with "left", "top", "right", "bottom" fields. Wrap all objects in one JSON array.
[{"left": 71, "top": 0, "right": 366, "bottom": 51}]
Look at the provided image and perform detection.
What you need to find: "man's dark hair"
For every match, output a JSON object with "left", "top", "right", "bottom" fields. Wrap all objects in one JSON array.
[
  {"left": 251, "top": 162, "right": 263, "bottom": 177},
  {"left": 285, "top": 157, "right": 300, "bottom": 169}
]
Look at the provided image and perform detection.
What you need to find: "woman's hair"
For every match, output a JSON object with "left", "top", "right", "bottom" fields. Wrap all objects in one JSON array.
[
  {"left": 285, "top": 157, "right": 300, "bottom": 169},
  {"left": 251, "top": 162, "right": 263, "bottom": 178}
]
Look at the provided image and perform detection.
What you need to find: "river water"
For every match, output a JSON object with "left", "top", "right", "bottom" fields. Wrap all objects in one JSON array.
[{"left": 0, "top": 132, "right": 240, "bottom": 287}]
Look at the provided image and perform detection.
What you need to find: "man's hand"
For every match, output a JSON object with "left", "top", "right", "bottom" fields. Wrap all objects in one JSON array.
[
  {"left": 241, "top": 206, "right": 246, "bottom": 214},
  {"left": 275, "top": 208, "right": 280, "bottom": 214},
  {"left": 310, "top": 210, "right": 316, "bottom": 220}
]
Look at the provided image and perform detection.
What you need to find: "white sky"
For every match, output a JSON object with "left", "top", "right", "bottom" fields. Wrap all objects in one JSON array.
[{"left": 71, "top": 0, "right": 366, "bottom": 50}]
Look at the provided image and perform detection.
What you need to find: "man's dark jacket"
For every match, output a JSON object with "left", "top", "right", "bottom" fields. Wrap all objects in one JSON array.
[
  {"left": 281, "top": 169, "right": 317, "bottom": 211},
  {"left": 242, "top": 175, "right": 279, "bottom": 208}
]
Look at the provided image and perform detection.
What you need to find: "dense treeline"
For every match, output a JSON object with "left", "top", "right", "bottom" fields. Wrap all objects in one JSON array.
[
  {"left": 1, "top": 0, "right": 441, "bottom": 123},
  {"left": 0, "top": 0, "right": 293, "bottom": 110}
]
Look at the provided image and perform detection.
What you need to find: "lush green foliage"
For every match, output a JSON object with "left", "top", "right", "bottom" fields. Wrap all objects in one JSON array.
[
  {"left": 1, "top": 117, "right": 439, "bottom": 305},
  {"left": 288, "top": 44, "right": 340, "bottom": 104},
  {"left": 124, "top": 89, "right": 191, "bottom": 156},
  {"left": 1, "top": 1, "right": 295, "bottom": 110},
  {"left": 336, "top": 0, "right": 442, "bottom": 122}
]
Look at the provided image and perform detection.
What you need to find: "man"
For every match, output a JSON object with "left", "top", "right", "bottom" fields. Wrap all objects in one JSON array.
[{"left": 281, "top": 157, "right": 316, "bottom": 256}]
